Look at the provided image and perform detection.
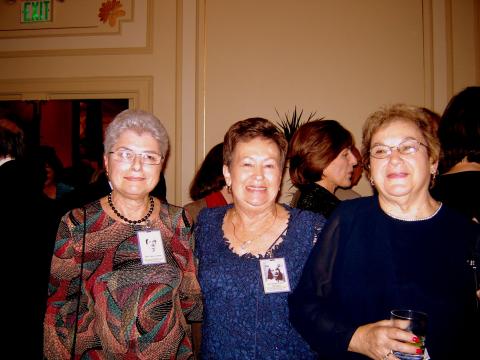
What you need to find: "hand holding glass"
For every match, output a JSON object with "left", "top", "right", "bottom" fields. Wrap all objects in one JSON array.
[{"left": 390, "top": 310, "right": 428, "bottom": 360}]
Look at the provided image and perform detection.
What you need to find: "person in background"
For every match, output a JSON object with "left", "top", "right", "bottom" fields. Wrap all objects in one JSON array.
[
  {"left": 195, "top": 117, "right": 325, "bottom": 358},
  {"left": 335, "top": 145, "right": 364, "bottom": 200},
  {"left": 1, "top": 117, "right": 55, "bottom": 359},
  {"left": 431, "top": 86, "right": 480, "bottom": 223},
  {"left": 37, "top": 145, "right": 74, "bottom": 201},
  {"left": 430, "top": 87, "right": 480, "bottom": 301},
  {"left": 0, "top": 117, "right": 28, "bottom": 193},
  {"left": 419, "top": 107, "right": 441, "bottom": 134},
  {"left": 44, "top": 109, "right": 202, "bottom": 359},
  {"left": 184, "top": 142, "right": 233, "bottom": 223},
  {"left": 288, "top": 119, "right": 358, "bottom": 218},
  {"left": 289, "top": 104, "right": 479, "bottom": 359}
]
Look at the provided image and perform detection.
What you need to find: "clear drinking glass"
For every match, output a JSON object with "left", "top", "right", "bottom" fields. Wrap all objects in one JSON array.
[{"left": 390, "top": 309, "right": 428, "bottom": 360}]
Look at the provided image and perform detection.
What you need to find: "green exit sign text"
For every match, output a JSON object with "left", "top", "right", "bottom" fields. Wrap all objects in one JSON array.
[{"left": 21, "top": 1, "right": 52, "bottom": 23}]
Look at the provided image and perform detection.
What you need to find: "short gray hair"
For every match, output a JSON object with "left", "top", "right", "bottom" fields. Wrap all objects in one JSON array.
[{"left": 104, "top": 109, "right": 169, "bottom": 157}]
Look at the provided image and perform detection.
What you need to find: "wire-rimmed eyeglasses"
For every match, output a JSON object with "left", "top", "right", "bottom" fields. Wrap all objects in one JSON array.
[
  {"left": 369, "top": 139, "right": 427, "bottom": 159},
  {"left": 109, "top": 149, "right": 163, "bottom": 165}
]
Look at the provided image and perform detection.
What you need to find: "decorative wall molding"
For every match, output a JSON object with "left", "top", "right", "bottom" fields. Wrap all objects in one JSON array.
[
  {"left": 0, "top": 0, "right": 152, "bottom": 57},
  {"left": 0, "top": 76, "right": 153, "bottom": 111}
]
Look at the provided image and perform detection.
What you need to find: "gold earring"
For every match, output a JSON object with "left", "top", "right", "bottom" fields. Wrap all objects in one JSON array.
[{"left": 429, "top": 170, "right": 437, "bottom": 188}]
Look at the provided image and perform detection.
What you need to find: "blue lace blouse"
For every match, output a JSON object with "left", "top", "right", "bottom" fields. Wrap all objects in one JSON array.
[{"left": 195, "top": 205, "right": 325, "bottom": 359}]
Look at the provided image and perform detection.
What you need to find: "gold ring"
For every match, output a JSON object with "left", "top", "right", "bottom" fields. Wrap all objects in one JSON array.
[{"left": 383, "top": 349, "right": 394, "bottom": 359}]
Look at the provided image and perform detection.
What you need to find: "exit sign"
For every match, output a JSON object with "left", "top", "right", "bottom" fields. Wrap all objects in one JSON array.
[{"left": 21, "top": 1, "right": 52, "bottom": 23}]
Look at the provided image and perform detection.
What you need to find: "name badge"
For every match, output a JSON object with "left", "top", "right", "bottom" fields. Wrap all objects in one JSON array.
[
  {"left": 259, "top": 257, "right": 291, "bottom": 294},
  {"left": 137, "top": 230, "right": 167, "bottom": 265}
]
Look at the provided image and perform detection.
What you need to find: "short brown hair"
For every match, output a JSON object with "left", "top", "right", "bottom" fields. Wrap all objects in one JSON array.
[
  {"left": 223, "top": 117, "right": 288, "bottom": 168},
  {"left": 288, "top": 120, "right": 354, "bottom": 186},
  {"left": 361, "top": 104, "right": 440, "bottom": 179}
]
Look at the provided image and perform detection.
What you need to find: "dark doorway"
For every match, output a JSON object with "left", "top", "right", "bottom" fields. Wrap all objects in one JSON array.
[{"left": 0, "top": 99, "right": 128, "bottom": 188}]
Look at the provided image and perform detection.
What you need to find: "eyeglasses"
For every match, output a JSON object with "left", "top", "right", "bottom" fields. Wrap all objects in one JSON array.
[
  {"left": 109, "top": 149, "right": 163, "bottom": 165},
  {"left": 369, "top": 139, "right": 427, "bottom": 159}
]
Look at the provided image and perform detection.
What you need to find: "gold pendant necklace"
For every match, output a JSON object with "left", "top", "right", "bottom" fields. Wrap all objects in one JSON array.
[{"left": 231, "top": 207, "right": 278, "bottom": 251}]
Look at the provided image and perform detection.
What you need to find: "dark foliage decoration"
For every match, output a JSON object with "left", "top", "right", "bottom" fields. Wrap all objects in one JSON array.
[{"left": 275, "top": 106, "right": 322, "bottom": 142}]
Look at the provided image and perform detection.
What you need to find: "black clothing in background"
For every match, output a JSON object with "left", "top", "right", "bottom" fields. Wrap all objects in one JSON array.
[
  {"left": 294, "top": 182, "right": 340, "bottom": 218},
  {"left": 0, "top": 159, "right": 57, "bottom": 360},
  {"left": 289, "top": 196, "right": 479, "bottom": 360},
  {"left": 61, "top": 171, "right": 167, "bottom": 213},
  {"left": 430, "top": 171, "right": 480, "bottom": 223}
]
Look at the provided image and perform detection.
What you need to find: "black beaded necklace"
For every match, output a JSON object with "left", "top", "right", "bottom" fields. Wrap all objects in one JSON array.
[{"left": 107, "top": 193, "right": 155, "bottom": 225}]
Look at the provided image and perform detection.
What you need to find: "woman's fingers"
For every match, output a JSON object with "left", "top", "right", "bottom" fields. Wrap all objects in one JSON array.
[
  {"left": 349, "top": 321, "right": 396, "bottom": 359},
  {"left": 349, "top": 320, "right": 424, "bottom": 359}
]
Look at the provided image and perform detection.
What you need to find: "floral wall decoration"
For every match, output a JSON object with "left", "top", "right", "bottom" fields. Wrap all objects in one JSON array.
[{"left": 98, "top": 0, "right": 125, "bottom": 27}]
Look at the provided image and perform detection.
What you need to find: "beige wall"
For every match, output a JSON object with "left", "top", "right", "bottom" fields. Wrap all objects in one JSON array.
[
  {"left": 451, "top": 0, "right": 480, "bottom": 90},
  {"left": 0, "top": 0, "right": 478, "bottom": 205},
  {"left": 195, "top": 0, "right": 480, "bottom": 201}
]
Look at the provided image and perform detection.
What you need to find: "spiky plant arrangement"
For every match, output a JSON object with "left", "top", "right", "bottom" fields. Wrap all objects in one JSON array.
[
  {"left": 275, "top": 106, "right": 321, "bottom": 142},
  {"left": 275, "top": 106, "right": 321, "bottom": 204}
]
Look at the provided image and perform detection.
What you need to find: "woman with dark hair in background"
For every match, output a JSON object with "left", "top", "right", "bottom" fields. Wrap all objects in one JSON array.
[
  {"left": 288, "top": 119, "right": 358, "bottom": 218},
  {"left": 431, "top": 86, "right": 480, "bottom": 223},
  {"left": 184, "top": 142, "right": 232, "bottom": 223}
]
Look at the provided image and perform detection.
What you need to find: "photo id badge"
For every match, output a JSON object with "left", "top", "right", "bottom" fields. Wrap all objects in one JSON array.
[
  {"left": 259, "top": 257, "right": 291, "bottom": 294},
  {"left": 137, "top": 230, "right": 166, "bottom": 265}
]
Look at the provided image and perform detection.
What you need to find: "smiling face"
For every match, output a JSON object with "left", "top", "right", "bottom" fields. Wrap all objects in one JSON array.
[
  {"left": 104, "top": 129, "right": 163, "bottom": 200},
  {"left": 320, "top": 147, "right": 358, "bottom": 193},
  {"left": 223, "top": 137, "right": 282, "bottom": 211},
  {"left": 369, "top": 119, "right": 437, "bottom": 201}
]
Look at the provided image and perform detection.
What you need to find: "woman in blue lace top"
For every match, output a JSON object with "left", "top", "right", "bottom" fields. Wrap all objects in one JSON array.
[{"left": 195, "top": 118, "right": 326, "bottom": 359}]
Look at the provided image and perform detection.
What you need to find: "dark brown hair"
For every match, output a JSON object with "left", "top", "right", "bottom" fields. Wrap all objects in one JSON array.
[
  {"left": 438, "top": 86, "right": 480, "bottom": 173},
  {"left": 288, "top": 119, "right": 354, "bottom": 186},
  {"left": 189, "top": 142, "right": 225, "bottom": 200},
  {"left": 223, "top": 117, "right": 288, "bottom": 168},
  {"left": 0, "top": 117, "right": 25, "bottom": 159}
]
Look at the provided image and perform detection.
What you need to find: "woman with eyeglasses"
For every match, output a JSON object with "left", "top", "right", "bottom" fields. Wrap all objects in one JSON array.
[
  {"left": 289, "top": 104, "right": 479, "bottom": 359},
  {"left": 44, "top": 109, "right": 202, "bottom": 359}
]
